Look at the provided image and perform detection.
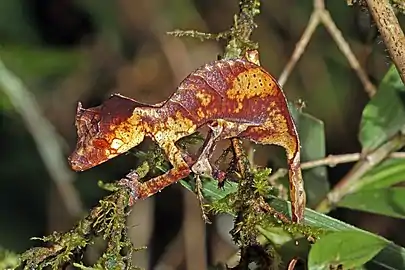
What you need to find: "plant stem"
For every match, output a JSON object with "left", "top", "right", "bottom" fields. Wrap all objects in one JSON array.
[
  {"left": 222, "top": 0, "right": 260, "bottom": 59},
  {"left": 316, "top": 134, "right": 405, "bottom": 213},
  {"left": 301, "top": 152, "right": 405, "bottom": 170}
]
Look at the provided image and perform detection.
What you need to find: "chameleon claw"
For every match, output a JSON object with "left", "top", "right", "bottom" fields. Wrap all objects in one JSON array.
[
  {"left": 213, "top": 168, "right": 227, "bottom": 189},
  {"left": 213, "top": 168, "right": 226, "bottom": 182}
]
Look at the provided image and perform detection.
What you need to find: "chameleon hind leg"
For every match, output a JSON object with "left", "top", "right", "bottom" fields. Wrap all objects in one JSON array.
[
  {"left": 191, "top": 121, "right": 226, "bottom": 223},
  {"left": 191, "top": 120, "right": 254, "bottom": 222},
  {"left": 240, "top": 126, "right": 305, "bottom": 223},
  {"left": 191, "top": 119, "right": 254, "bottom": 184},
  {"left": 191, "top": 121, "right": 225, "bottom": 179}
]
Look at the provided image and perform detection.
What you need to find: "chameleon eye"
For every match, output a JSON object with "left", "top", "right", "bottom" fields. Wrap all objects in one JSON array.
[{"left": 92, "top": 138, "right": 109, "bottom": 149}]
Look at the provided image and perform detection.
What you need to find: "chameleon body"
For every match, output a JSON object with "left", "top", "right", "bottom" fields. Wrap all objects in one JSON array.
[{"left": 68, "top": 58, "right": 306, "bottom": 223}]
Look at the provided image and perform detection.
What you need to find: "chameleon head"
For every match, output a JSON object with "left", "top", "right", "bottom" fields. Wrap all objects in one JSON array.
[{"left": 68, "top": 94, "right": 146, "bottom": 171}]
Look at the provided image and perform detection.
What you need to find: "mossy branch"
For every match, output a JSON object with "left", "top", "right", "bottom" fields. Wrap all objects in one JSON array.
[{"left": 17, "top": 163, "right": 150, "bottom": 270}]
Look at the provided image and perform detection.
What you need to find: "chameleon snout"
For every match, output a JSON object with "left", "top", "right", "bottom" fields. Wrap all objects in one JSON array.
[{"left": 68, "top": 153, "right": 90, "bottom": 172}]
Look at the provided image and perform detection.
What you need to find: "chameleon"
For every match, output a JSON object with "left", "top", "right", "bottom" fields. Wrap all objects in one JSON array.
[{"left": 68, "top": 56, "right": 306, "bottom": 223}]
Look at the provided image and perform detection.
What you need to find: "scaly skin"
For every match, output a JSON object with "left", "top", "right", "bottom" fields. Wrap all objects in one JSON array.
[{"left": 68, "top": 58, "right": 306, "bottom": 223}]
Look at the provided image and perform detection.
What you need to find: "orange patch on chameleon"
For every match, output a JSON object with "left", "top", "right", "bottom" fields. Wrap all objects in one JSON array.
[{"left": 93, "top": 138, "right": 110, "bottom": 149}]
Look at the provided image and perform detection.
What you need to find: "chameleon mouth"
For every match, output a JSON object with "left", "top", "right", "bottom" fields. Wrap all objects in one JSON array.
[{"left": 68, "top": 154, "right": 90, "bottom": 172}]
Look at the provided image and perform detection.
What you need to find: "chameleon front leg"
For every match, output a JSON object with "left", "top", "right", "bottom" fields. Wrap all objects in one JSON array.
[{"left": 120, "top": 141, "right": 191, "bottom": 204}]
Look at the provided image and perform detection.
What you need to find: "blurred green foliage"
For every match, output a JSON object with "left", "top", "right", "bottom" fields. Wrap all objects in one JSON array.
[{"left": 359, "top": 65, "right": 405, "bottom": 152}]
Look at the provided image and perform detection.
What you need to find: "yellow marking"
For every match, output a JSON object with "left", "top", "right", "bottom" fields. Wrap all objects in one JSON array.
[
  {"left": 196, "top": 91, "right": 212, "bottom": 106},
  {"left": 107, "top": 112, "right": 146, "bottom": 155},
  {"left": 266, "top": 101, "right": 277, "bottom": 112},
  {"left": 215, "top": 119, "right": 251, "bottom": 138},
  {"left": 110, "top": 138, "right": 124, "bottom": 150},
  {"left": 152, "top": 111, "right": 197, "bottom": 144},
  {"left": 197, "top": 108, "right": 205, "bottom": 119},
  {"left": 245, "top": 50, "right": 261, "bottom": 65},
  {"left": 175, "top": 111, "right": 196, "bottom": 134},
  {"left": 226, "top": 69, "right": 278, "bottom": 112},
  {"left": 234, "top": 102, "right": 243, "bottom": 113}
]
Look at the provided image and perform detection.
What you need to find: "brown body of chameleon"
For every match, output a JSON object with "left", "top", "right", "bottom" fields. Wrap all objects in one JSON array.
[{"left": 68, "top": 58, "right": 306, "bottom": 223}]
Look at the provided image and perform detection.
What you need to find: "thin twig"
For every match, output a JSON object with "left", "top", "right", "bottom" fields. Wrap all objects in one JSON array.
[
  {"left": 0, "top": 59, "right": 83, "bottom": 219},
  {"left": 278, "top": 12, "right": 320, "bottom": 87},
  {"left": 267, "top": 151, "right": 405, "bottom": 186},
  {"left": 302, "top": 151, "right": 405, "bottom": 170},
  {"left": 319, "top": 10, "right": 377, "bottom": 97},
  {"left": 316, "top": 134, "right": 405, "bottom": 213},
  {"left": 279, "top": 0, "right": 376, "bottom": 97},
  {"left": 167, "top": 29, "right": 227, "bottom": 41}
]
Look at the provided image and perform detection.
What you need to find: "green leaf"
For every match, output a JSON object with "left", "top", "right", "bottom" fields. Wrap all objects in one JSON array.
[
  {"left": 266, "top": 196, "right": 404, "bottom": 270},
  {"left": 338, "top": 187, "right": 405, "bottom": 219},
  {"left": 308, "top": 231, "right": 387, "bottom": 270},
  {"left": 359, "top": 65, "right": 405, "bottom": 151},
  {"left": 0, "top": 91, "right": 13, "bottom": 112},
  {"left": 288, "top": 102, "right": 329, "bottom": 207},
  {"left": 355, "top": 159, "right": 405, "bottom": 191},
  {"left": 181, "top": 177, "right": 405, "bottom": 269},
  {"left": 180, "top": 177, "right": 238, "bottom": 202},
  {"left": 298, "top": 111, "right": 329, "bottom": 207}
]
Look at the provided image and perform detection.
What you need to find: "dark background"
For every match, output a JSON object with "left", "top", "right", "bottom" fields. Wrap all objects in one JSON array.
[{"left": 1, "top": 0, "right": 404, "bottom": 269}]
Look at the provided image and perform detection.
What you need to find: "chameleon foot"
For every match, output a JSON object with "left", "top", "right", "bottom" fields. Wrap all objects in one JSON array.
[{"left": 118, "top": 170, "right": 140, "bottom": 206}]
